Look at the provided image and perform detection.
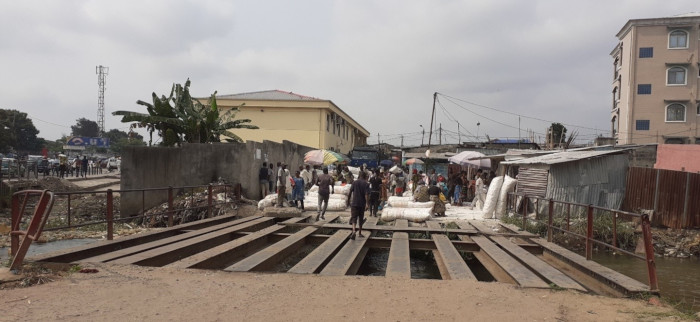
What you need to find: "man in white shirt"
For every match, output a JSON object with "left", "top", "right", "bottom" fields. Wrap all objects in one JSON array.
[
  {"left": 300, "top": 165, "right": 312, "bottom": 194},
  {"left": 277, "top": 163, "right": 289, "bottom": 207}
]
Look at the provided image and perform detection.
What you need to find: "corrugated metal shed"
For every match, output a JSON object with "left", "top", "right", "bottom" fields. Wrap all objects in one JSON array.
[
  {"left": 516, "top": 168, "right": 548, "bottom": 197},
  {"left": 501, "top": 150, "right": 628, "bottom": 167}
]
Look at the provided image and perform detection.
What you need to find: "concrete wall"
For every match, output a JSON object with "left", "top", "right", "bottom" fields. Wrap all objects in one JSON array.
[
  {"left": 654, "top": 144, "right": 700, "bottom": 172},
  {"left": 120, "top": 140, "right": 314, "bottom": 217}
]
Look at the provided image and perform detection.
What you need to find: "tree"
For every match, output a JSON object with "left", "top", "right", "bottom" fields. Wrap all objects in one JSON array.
[
  {"left": 113, "top": 79, "right": 258, "bottom": 147},
  {"left": 0, "top": 109, "right": 42, "bottom": 153},
  {"left": 550, "top": 122, "right": 567, "bottom": 147},
  {"left": 103, "top": 129, "right": 145, "bottom": 154},
  {"left": 71, "top": 118, "right": 100, "bottom": 137}
]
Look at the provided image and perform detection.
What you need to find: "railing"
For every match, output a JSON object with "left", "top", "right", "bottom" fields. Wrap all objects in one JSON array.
[
  {"left": 507, "top": 192, "right": 658, "bottom": 291},
  {"left": 11, "top": 183, "right": 239, "bottom": 243}
]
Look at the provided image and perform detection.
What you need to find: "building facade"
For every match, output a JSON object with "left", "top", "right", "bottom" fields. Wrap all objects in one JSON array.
[
  {"left": 214, "top": 90, "right": 369, "bottom": 154},
  {"left": 611, "top": 13, "right": 700, "bottom": 145}
]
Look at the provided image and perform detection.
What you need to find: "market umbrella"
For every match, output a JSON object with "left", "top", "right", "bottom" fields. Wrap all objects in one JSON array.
[
  {"left": 380, "top": 159, "right": 394, "bottom": 167},
  {"left": 304, "top": 149, "right": 349, "bottom": 166},
  {"left": 404, "top": 158, "right": 424, "bottom": 165},
  {"left": 447, "top": 151, "right": 491, "bottom": 168}
]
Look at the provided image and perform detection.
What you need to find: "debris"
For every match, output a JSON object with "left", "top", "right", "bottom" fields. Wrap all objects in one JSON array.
[{"left": 79, "top": 268, "right": 99, "bottom": 274}]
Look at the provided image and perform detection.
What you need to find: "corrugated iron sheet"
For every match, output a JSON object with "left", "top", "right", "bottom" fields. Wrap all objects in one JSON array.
[
  {"left": 545, "top": 154, "right": 629, "bottom": 209},
  {"left": 502, "top": 150, "right": 628, "bottom": 166},
  {"left": 623, "top": 167, "right": 700, "bottom": 229},
  {"left": 516, "top": 168, "right": 548, "bottom": 197}
]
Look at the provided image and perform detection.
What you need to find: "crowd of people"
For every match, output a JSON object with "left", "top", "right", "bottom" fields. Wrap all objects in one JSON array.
[{"left": 258, "top": 162, "right": 495, "bottom": 232}]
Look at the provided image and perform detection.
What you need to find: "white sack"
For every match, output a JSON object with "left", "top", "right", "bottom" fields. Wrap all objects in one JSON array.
[
  {"left": 333, "top": 184, "right": 351, "bottom": 195},
  {"left": 303, "top": 198, "right": 347, "bottom": 211},
  {"left": 482, "top": 176, "right": 504, "bottom": 219},
  {"left": 389, "top": 165, "right": 403, "bottom": 174},
  {"left": 381, "top": 208, "right": 432, "bottom": 223},
  {"left": 258, "top": 198, "right": 274, "bottom": 210},
  {"left": 309, "top": 185, "right": 319, "bottom": 192},
  {"left": 348, "top": 166, "right": 360, "bottom": 177},
  {"left": 307, "top": 192, "right": 347, "bottom": 201},
  {"left": 387, "top": 196, "right": 411, "bottom": 207},
  {"left": 495, "top": 175, "right": 517, "bottom": 219},
  {"left": 387, "top": 200, "right": 434, "bottom": 208}
]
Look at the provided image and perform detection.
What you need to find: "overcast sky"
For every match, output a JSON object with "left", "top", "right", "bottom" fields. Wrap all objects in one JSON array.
[{"left": 1, "top": 0, "right": 698, "bottom": 146}]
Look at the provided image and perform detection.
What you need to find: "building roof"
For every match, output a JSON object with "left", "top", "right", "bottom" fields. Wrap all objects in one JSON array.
[
  {"left": 215, "top": 90, "right": 322, "bottom": 101},
  {"left": 501, "top": 150, "right": 628, "bottom": 166},
  {"left": 615, "top": 13, "right": 700, "bottom": 39}
]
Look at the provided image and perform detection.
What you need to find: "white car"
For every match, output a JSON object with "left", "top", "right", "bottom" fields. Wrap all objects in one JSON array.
[{"left": 107, "top": 158, "right": 121, "bottom": 171}]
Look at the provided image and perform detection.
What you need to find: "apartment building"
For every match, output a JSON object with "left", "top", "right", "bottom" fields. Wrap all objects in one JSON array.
[
  {"left": 215, "top": 90, "right": 369, "bottom": 154},
  {"left": 611, "top": 13, "right": 700, "bottom": 145}
]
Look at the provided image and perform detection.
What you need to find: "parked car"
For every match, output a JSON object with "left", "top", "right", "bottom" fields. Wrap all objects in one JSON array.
[{"left": 1, "top": 158, "right": 22, "bottom": 177}]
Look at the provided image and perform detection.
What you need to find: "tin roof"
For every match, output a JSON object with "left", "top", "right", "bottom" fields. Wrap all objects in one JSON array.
[
  {"left": 215, "top": 90, "right": 323, "bottom": 101},
  {"left": 501, "top": 150, "right": 628, "bottom": 166}
]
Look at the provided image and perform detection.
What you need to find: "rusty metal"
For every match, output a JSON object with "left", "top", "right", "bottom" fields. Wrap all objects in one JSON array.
[
  {"left": 612, "top": 211, "right": 618, "bottom": 248},
  {"left": 207, "top": 184, "right": 213, "bottom": 218},
  {"left": 641, "top": 214, "right": 659, "bottom": 291},
  {"left": 566, "top": 203, "right": 571, "bottom": 231},
  {"left": 586, "top": 204, "right": 593, "bottom": 260},
  {"left": 10, "top": 191, "right": 21, "bottom": 255},
  {"left": 107, "top": 189, "right": 114, "bottom": 240},
  {"left": 547, "top": 199, "right": 553, "bottom": 242},
  {"left": 10, "top": 190, "right": 55, "bottom": 271},
  {"left": 168, "top": 186, "right": 174, "bottom": 227}
]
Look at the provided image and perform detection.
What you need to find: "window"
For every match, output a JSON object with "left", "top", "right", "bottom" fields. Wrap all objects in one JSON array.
[
  {"left": 637, "top": 84, "right": 651, "bottom": 94},
  {"left": 639, "top": 47, "right": 653, "bottom": 58},
  {"left": 667, "top": 66, "right": 687, "bottom": 85},
  {"left": 669, "top": 30, "right": 688, "bottom": 48},
  {"left": 666, "top": 103, "right": 686, "bottom": 122},
  {"left": 697, "top": 102, "right": 700, "bottom": 115},
  {"left": 665, "top": 138, "right": 685, "bottom": 144},
  {"left": 636, "top": 120, "right": 650, "bottom": 131},
  {"left": 326, "top": 114, "right": 330, "bottom": 132}
]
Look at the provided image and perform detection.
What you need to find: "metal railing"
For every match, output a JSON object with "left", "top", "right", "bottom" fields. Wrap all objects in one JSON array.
[
  {"left": 507, "top": 192, "right": 658, "bottom": 291},
  {"left": 11, "top": 183, "right": 240, "bottom": 242}
]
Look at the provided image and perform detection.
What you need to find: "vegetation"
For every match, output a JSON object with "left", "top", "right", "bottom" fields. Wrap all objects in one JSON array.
[
  {"left": 71, "top": 118, "right": 101, "bottom": 138},
  {"left": 113, "top": 79, "right": 258, "bottom": 147},
  {"left": 0, "top": 109, "right": 42, "bottom": 154}
]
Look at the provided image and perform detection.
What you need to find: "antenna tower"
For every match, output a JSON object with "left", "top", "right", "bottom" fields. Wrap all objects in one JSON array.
[{"left": 96, "top": 65, "right": 109, "bottom": 136}]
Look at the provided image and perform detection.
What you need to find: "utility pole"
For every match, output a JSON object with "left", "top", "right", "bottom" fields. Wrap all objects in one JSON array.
[
  {"left": 400, "top": 135, "right": 404, "bottom": 148},
  {"left": 420, "top": 125, "right": 425, "bottom": 146},
  {"left": 96, "top": 65, "right": 109, "bottom": 136},
  {"left": 439, "top": 123, "right": 442, "bottom": 145},
  {"left": 457, "top": 121, "right": 461, "bottom": 145},
  {"left": 427, "top": 92, "right": 437, "bottom": 172}
]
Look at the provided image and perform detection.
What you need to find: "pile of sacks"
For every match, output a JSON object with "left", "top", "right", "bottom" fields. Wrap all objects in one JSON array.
[
  {"left": 381, "top": 196, "right": 433, "bottom": 223},
  {"left": 258, "top": 184, "right": 351, "bottom": 211},
  {"left": 482, "top": 175, "right": 517, "bottom": 219}
]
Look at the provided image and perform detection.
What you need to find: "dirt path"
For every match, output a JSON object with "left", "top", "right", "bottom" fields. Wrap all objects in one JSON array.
[{"left": 0, "top": 263, "right": 685, "bottom": 321}]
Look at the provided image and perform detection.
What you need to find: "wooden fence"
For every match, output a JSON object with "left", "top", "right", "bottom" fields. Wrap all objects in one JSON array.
[{"left": 623, "top": 167, "right": 700, "bottom": 229}]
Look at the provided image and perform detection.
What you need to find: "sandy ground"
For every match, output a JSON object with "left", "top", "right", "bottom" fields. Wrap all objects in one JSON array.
[{"left": 0, "top": 262, "right": 685, "bottom": 322}]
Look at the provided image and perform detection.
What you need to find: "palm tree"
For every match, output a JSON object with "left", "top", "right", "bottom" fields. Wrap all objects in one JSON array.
[{"left": 113, "top": 79, "right": 258, "bottom": 146}]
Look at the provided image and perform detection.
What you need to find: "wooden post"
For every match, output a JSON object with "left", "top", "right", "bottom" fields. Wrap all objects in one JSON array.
[
  {"left": 652, "top": 169, "right": 660, "bottom": 214},
  {"left": 641, "top": 214, "right": 659, "bottom": 291},
  {"left": 586, "top": 205, "right": 593, "bottom": 260},
  {"left": 168, "top": 186, "right": 174, "bottom": 227},
  {"left": 106, "top": 189, "right": 114, "bottom": 240},
  {"left": 682, "top": 172, "right": 690, "bottom": 228}
]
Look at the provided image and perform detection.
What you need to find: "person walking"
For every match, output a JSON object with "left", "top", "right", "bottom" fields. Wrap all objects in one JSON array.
[
  {"left": 259, "top": 162, "right": 269, "bottom": 199},
  {"left": 276, "top": 163, "right": 289, "bottom": 207},
  {"left": 347, "top": 171, "right": 370, "bottom": 240},
  {"left": 81, "top": 156, "right": 88, "bottom": 178},
  {"left": 315, "top": 167, "right": 334, "bottom": 220},
  {"left": 300, "top": 165, "right": 312, "bottom": 195},
  {"left": 292, "top": 170, "right": 305, "bottom": 210},
  {"left": 474, "top": 172, "right": 487, "bottom": 210},
  {"left": 285, "top": 168, "right": 293, "bottom": 205},
  {"left": 268, "top": 163, "right": 276, "bottom": 194},
  {"left": 368, "top": 169, "right": 382, "bottom": 217}
]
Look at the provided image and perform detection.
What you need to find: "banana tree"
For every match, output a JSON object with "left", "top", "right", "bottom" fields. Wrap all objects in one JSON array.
[{"left": 113, "top": 79, "right": 257, "bottom": 146}]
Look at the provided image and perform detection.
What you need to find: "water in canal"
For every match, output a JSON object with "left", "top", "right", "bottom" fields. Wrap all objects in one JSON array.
[{"left": 594, "top": 252, "right": 700, "bottom": 312}]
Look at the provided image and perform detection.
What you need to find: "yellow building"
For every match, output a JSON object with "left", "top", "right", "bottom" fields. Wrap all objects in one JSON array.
[{"left": 215, "top": 90, "right": 369, "bottom": 154}]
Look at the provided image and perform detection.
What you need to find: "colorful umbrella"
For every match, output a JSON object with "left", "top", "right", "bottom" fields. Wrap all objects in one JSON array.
[
  {"left": 404, "top": 158, "right": 424, "bottom": 165},
  {"left": 304, "top": 149, "right": 349, "bottom": 165},
  {"left": 447, "top": 151, "right": 491, "bottom": 168}
]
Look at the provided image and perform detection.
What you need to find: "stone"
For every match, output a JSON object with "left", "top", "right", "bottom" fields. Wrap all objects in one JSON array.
[{"left": 647, "top": 296, "right": 662, "bottom": 307}]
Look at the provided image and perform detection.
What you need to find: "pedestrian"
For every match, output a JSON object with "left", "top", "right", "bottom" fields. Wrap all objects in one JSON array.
[
  {"left": 259, "top": 162, "right": 269, "bottom": 199},
  {"left": 311, "top": 165, "right": 319, "bottom": 190},
  {"left": 428, "top": 183, "right": 446, "bottom": 217},
  {"left": 81, "top": 156, "right": 88, "bottom": 178},
  {"left": 411, "top": 169, "right": 420, "bottom": 194},
  {"left": 413, "top": 181, "right": 430, "bottom": 202},
  {"left": 368, "top": 169, "right": 382, "bottom": 217},
  {"left": 292, "top": 170, "right": 305, "bottom": 210},
  {"left": 276, "top": 163, "right": 288, "bottom": 207},
  {"left": 268, "top": 163, "right": 275, "bottom": 193},
  {"left": 429, "top": 169, "right": 437, "bottom": 185},
  {"left": 474, "top": 172, "right": 487, "bottom": 210},
  {"left": 315, "top": 167, "right": 334, "bottom": 220},
  {"left": 300, "top": 165, "right": 312, "bottom": 194},
  {"left": 347, "top": 171, "right": 370, "bottom": 240},
  {"left": 285, "top": 168, "right": 293, "bottom": 205}
]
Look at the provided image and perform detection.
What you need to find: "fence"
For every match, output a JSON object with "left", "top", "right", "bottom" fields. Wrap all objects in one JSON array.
[
  {"left": 623, "top": 167, "right": 700, "bottom": 229},
  {"left": 507, "top": 192, "right": 658, "bottom": 291},
  {"left": 11, "top": 183, "right": 239, "bottom": 244}
]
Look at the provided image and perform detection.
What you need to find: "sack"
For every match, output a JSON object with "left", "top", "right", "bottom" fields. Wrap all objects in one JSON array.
[
  {"left": 439, "top": 192, "right": 447, "bottom": 202},
  {"left": 482, "top": 176, "right": 504, "bottom": 219}
]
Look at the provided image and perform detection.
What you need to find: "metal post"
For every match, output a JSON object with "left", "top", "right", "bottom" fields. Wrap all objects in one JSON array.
[
  {"left": 641, "top": 214, "right": 659, "bottom": 291},
  {"left": 566, "top": 203, "right": 571, "bottom": 231},
  {"left": 547, "top": 199, "right": 554, "bottom": 242},
  {"left": 586, "top": 204, "right": 593, "bottom": 260},
  {"left": 67, "top": 194, "right": 72, "bottom": 227},
  {"left": 168, "top": 186, "right": 174, "bottom": 227},
  {"left": 652, "top": 169, "right": 660, "bottom": 214},
  {"left": 207, "top": 184, "right": 213, "bottom": 218},
  {"left": 10, "top": 194, "right": 20, "bottom": 256},
  {"left": 106, "top": 189, "right": 113, "bottom": 240},
  {"left": 142, "top": 190, "right": 145, "bottom": 220},
  {"left": 682, "top": 172, "right": 690, "bottom": 227},
  {"left": 612, "top": 211, "right": 618, "bottom": 248},
  {"left": 522, "top": 196, "right": 528, "bottom": 230}
]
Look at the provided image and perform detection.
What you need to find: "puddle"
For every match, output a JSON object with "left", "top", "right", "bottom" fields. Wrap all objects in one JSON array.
[{"left": 1, "top": 238, "right": 99, "bottom": 262}]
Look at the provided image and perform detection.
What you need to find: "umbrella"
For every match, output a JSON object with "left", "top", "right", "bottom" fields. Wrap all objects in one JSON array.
[
  {"left": 380, "top": 159, "right": 394, "bottom": 167},
  {"left": 404, "top": 158, "right": 424, "bottom": 165},
  {"left": 304, "top": 149, "right": 349, "bottom": 166},
  {"left": 448, "top": 151, "right": 491, "bottom": 168}
]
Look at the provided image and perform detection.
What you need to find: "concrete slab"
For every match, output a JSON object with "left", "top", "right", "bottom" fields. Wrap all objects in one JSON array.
[{"left": 263, "top": 207, "right": 303, "bottom": 218}]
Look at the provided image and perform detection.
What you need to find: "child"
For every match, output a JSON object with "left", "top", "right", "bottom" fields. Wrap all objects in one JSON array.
[{"left": 292, "top": 170, "right": 305, "bottom": 210}]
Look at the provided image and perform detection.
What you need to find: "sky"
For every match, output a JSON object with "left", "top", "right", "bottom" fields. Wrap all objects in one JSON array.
[{"left": 1, "top": 0, "right": 698, "bottom": 147}]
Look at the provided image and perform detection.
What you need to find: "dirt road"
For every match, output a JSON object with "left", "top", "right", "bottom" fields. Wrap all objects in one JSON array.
[{"left": 0, "top": 262, "right": 685, "bottom": 321}]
